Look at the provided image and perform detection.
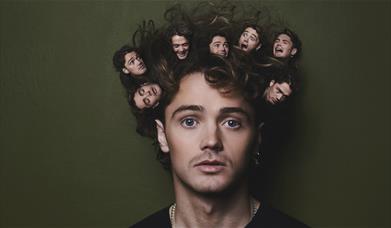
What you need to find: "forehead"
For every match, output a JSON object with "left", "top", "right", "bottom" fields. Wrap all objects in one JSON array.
[
  {"left": 211, "top": 35, "right": 227, "bottom": 43},
  {"left": 243, "top": 27, "right": 259, "bottom": 37},
  {"left": 274, "top": 82, "right": 292, "bottom": 94},
  {"left": 277, "top": 34, "right": 292, "bottom": 42},
  {"left": 133, "top": 91, "right": 146, "bottom": 108},
  {"left": 165, "top": 72, "right": 254, "bottom": 117},
  {"left": 124, "top": 51, "right": 137, "bottom": 61},
  {"left": 171, "top": 35, "right": 188, "bottom": 44}
]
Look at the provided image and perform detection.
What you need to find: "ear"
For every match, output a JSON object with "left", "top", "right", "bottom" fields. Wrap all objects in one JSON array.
[
  {"left": 122, "top": 68, "right": 129, "bottom": 74},
  {"left": 269, "top": 80, "right": 275, "bottom": 87},
  {"left": 257, "top": 122, "right": 264, "bottom": 145},
  {"left": 290, "top": 48, "right": 297, "bottom": 56},
  {"left": 256, "top": 43, "right": 262, "bottom": 51},
  {"left": 155, "top": 119, "right": 169, "bottom": 153}
]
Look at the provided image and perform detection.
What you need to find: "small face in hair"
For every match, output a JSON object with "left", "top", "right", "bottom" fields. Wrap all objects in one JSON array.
[
  {"left": 238, "top": 27, "right": 261, "bottom": 53},
  {"left": 133, "top": 83, "right": 162, "bottom": 109},
  {"left": 264, "top": 80, "right": 292, "bottom": 105},
  {"left": 273, "top": 34, "right": 297, "bottom": 58},
  {"left": 122, "top": 51, "right": 147, "bottom": 76},
  {"left": 171, "top": 35, "right": 190, "bottom": 60},
  {"left": 209, "top": 35, "right": 229, "bottom": 57}
]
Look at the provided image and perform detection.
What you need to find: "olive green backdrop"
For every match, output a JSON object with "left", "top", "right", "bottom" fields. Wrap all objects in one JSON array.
[{"left": 0, "top": 0, "right": 390, "bottom": 227}]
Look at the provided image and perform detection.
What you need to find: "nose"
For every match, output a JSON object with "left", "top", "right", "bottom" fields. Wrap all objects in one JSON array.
[
  {"left": 200, "top": 122, "right": 223, "bottom": 152},
  {"left": 178, "top": 46, "right": 184, "bottom": 52}
]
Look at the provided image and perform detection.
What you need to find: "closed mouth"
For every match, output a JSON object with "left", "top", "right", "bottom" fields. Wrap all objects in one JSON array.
[{"left": 195, "top": 160, "right": 225, "bottom": 167}]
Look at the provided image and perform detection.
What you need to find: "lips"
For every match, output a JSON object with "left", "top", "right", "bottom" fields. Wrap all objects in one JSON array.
[
  {"left": 240, "top": 44, "right": 248, "bottom": 50},
  {"left": 138, "top": 64, "right": 145, "bottom": 70},
  {"left": 274, "top": 46, "right": 283, "bottom": 52},
  {"left": 194, "top": 160, "right": 226, "bottom": 173}
]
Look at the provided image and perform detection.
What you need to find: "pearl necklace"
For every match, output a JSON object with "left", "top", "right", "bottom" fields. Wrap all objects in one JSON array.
[{"left": 169, "top": 198, "right": 259, "bottom": 228}]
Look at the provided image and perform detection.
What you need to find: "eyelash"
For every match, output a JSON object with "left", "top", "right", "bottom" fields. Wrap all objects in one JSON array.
[
  {"left": 222, "top": 119, "right": 241, "bottom": 129},
  {"left": 180, "top": 117, "right": 198, "bottom": 128},
  {"left": 179, "top": 117, "right": 242, "bottom": 130}
]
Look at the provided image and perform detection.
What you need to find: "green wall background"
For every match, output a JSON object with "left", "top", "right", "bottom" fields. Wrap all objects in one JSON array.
[{"left": 0, "top": 0, "right": 390, "bottom": 227}]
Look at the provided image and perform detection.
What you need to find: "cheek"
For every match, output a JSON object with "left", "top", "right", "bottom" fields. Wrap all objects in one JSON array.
[
  {"left": 223, "top": 131, "right": 254, "bottom": 163},
  {"left": 167, "top": 127, "right": 199, "bottom": 152}
]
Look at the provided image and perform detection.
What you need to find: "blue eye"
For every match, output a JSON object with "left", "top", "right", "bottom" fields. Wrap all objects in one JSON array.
[
  {"left": 223, "top": 119, "right": 241, "bottom": 129},
  {"left": 181, "top": 118, "right": 198, "bottom": 128}
]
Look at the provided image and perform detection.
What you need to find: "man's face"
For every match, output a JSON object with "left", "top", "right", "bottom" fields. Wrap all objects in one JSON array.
[
  {"left": 209, "top": 35, "right": 229, "bottom": 57},
  {"left": 238, "top": 27, "right": 261, "bottom": 53},
  {"left": 171, "top": 35, "right": 190, "bottom": 60},
  {"left": 133, "top": 83, "right": 162, "bottom": 109},
  {"left": 122, "top": 51, "right": 147, "bottom": 76},
  {"left": 264, "top": 80, "right": 292, "bottom": 105},
  {"left": 273, "top": 34, "right": 297, "bottom": 58},
  {"left": 156, "top": 72, "right": 258, "bottom": 194}
]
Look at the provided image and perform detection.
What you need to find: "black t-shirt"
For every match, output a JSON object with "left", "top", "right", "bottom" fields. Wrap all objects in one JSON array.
[{"left": 130, "top": 203, "right": 309, "bottom": 228}]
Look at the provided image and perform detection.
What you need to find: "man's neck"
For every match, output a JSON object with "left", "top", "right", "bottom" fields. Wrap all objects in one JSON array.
[{"left": 172, "top": 183, "right": 258, "bottom": 228}]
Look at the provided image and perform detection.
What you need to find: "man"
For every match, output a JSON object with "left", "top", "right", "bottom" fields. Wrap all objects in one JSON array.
[
  {"left": 272, "top": 28, "right": 302, "bottom": 66},
  {"left": 237, "top": 25, "right": 263, "bottom": 53},
  {"left": 263, "top": 67, "right": 298, "bottom": 105},
  {"left": 166, "top": 23, "right": 192, "bottom": 60},
  {"left": 132, "top": 83, "right": 162, "bottom": 110},
  {"left": 130, "top": 56, "right": 307, "bottom": 227},
  {"left": 264, "top": 80, "right": 292, "bottom": 105},
  {"left": 209, "top": 33, "right": 229, "bottom": 57},
  {"left": 113, "top": 45, "right": 147, "bottom": 77}
]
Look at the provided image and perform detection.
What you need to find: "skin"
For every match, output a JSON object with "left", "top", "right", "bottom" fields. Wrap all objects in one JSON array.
[
  {"left": 273, "top": 34, "right": 297, "bottom": 58},
  {"left": 133, "top": 83, "right": 162, "bottom": 109},
  {"left": 238, "top": 27, "right": 261, "bottom": 53},
  {"left": 122, "top": 51, "right": 147, "bottom": 76},
  {"left": 156, "top": 72, "right": 260, "bottom": 228},
  {"left": 264, "top": 80, "right": 292, "bottom": 105},
  {"left": 209, "top": 35, "right": 229, "bottom": 57},
  {"left": 171, "top": 35, "right": 190, "bottom": 60}
]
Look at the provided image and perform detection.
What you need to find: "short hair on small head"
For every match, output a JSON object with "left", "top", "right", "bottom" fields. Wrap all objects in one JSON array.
[
  {"left": 208, "top": 31, "right": 230, "bottom": 45},
  {"left": 112, "top": 45, "right": 138, "bottom": 72},
  {"left": 269, "top": 66, "right": 299, "bottom": 93}
]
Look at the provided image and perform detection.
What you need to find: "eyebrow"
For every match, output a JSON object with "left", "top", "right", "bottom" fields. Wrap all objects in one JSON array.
[
  {"left": 171, "top": 105, "right": 204, "bottom": 119},
  {"left": 170, "top": 105, "right": 251, "bottom": 121},
  {"left": 219, "top": 107, "right": 252, "bottom": 121},
  {"left": 277, "top": 87, "right": 289, "bottom": 96}
]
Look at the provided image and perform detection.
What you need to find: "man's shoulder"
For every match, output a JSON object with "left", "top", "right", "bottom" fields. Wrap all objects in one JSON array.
[
  {"left": 130, "top": 206, "right": 171, "bottom": 228},
  {"left": 247, "top": 204, "right": 310, "bottom": 228}
]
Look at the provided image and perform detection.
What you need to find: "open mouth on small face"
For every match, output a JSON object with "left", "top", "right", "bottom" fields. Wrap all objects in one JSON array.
[
  {"left": 274, "top": 46, "right": 283, "bottom": 53},
  {"left": 177, "top": 52, "right": 188, "bottom": 59},
  {"left": 240, "top": 43, "right": 248, "bottom": 50}
]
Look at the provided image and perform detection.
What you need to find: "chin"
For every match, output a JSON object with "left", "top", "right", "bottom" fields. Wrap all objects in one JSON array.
[{"left": 190, "top": 176, "right": 236, "bottom": 195}]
